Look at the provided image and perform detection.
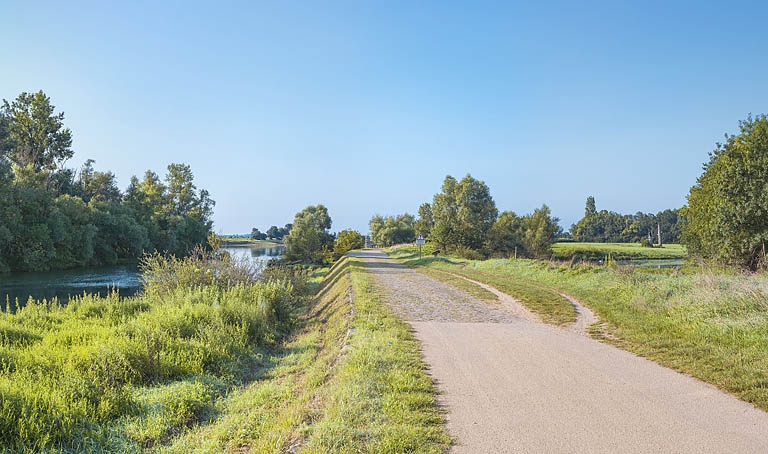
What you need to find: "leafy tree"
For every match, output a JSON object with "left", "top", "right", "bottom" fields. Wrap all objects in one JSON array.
[
  {"left": 285, "top": 205, "right": 334, "bottom": 263},
  {"left": 486, "top": 211, "right": 525, "bottom": 257},
  {"left": 1, "top": 91, "right": 73, "bottom": 171},
  {"left": 251, "top": 228, "right": 267, "bottom": 240},
  {"left": 431, "top": 174, "right": 497, "bottom": 251},
  {"left": 279, "top": 223, "right": 292, "bottom": 238},
  {"left": 430, "top": 176, "right": 459, "bottom": 249},
  {"left": 369, "top": 213, "right": 415, "bottom": 246},
  {"left": 522, "top": 204, "right": 560, "bottom": 257},
  {"left": 414, "top": 203, "right": 433, "bottom": 238},
  {"left": 571, "top": 196, "right": 683, "bottom": 243},
  {"left": 682, "top": 115, "right": 768, "bottom": 269},
  {"left": 334, "top": 229, "right": 364, "bottom": 258},
  {"left": 266, "top": 225, "right": 281, "bottom": 239}
]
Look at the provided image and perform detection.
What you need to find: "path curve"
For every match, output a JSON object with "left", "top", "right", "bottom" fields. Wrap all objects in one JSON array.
[{"left": 351, "top": 250, "right": 768, "bottom": 453}]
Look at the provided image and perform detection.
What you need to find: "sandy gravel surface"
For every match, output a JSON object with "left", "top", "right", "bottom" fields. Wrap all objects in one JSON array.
[{"left": 352, "top": 250, "right": 768, "bottom": 453}]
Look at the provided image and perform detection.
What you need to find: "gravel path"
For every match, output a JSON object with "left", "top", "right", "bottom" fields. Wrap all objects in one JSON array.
[
  {"left": 352, "top": 250, "right": 768, "bottom": 453},
  {"left": 353, "top": 251, "right": 523, "bottom": 323}
]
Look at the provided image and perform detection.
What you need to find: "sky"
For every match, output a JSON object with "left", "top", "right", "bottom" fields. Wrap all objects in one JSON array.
[{"left": 2, "top": 1, "right": 767, "bottom": 234}]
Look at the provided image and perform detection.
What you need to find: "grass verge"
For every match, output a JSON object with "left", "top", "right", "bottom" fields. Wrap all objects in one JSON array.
[{"left": 168, "top": 255, "right": 450, "bottom": 453}]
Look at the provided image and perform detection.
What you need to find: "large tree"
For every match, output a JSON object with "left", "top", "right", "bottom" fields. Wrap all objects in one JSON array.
[
  {"left": 682, "top": 115, "right": 768, "bottom": 269},
  {"left": 1, "top": 91, "right": 73, "bottom": 171},
  {"left": 431, "top": 174, "right": 497, "bottom": 251},
  {"left": 369, "top": 213, "right": 415, "bottom": 247},
  {"left": 285, "top": 205, "right": 333, "bottom": 263},
  {"left": 522, "top": 204, "right": 560, "bottom": 258}
]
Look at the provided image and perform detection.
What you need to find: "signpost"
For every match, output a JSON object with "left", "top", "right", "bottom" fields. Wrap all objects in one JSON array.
[{"left": 415, "top": 234, "right": 426, "bottom": 261}]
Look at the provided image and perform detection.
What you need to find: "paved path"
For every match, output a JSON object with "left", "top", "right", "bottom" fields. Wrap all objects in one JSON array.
[{"left": 352, "top": 250, "right": 768, "bottom": 453}]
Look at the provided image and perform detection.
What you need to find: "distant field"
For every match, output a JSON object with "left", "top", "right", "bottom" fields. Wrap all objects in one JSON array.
[
  {"left": 220, "top": 236, "right": 283, "bottom": 246},
  {"left": 551, "top": 242, "right": 687, "bottom": 261}
]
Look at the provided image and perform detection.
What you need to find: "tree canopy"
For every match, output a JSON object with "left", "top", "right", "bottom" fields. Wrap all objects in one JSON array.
[
  {"left": 570, "top": 196, "right": 683, "bottom": 244},
  {"left": 0, "top": 91, "right": 215, "bottom": 271},
  {"left": 285, "top": 205, "right": 334, "bottom": 263},
  {"left": 682, "top": 115, "right": 768, "bottom": 269}
]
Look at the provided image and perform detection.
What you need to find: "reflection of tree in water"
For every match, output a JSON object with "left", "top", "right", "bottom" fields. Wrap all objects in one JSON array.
[{"left": 249, "top": 247, "right": 286, "bottom": 258}]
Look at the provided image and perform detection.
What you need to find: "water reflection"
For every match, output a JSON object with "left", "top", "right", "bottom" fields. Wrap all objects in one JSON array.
[{"left": 0, "top": 245, "right": 286, "bottom": 308}]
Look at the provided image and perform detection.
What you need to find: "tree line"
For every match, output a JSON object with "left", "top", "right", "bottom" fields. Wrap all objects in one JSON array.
[
  {"left": 251, "top": 224, "right": 292, "bottom": 241},
  {"left": 569, "top": 196, "right": 683, "bottom": 245},
  {"left": 369, "top": 174, "right": 560, "bottom": 259},
  {"left": 0, "top": 91, "right": 214, "bottom": 272}
]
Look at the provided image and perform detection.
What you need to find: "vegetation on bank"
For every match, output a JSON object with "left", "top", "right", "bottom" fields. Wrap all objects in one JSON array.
[
  {"left": 166, "top": 255, "right": 449, "bottom": 452},
  {"left": 551, "top": 242, "right": 687, "bottom": 261},
  {"left": 0, "top": 247, "right": 314, "bottom": 451},
  {"left": 0, "top": 91, "right": 214, "bottom": 272},
  {"left": 387, "top": 244, "right": 768, "bottom": 412},
  {"left": 569, "top": 196, "right": 684, "bottom": 244}
]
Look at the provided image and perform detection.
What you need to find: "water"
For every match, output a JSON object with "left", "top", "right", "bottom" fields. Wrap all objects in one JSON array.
[{"left": 0, "top": 244, "right": 286, "bottom": 308}]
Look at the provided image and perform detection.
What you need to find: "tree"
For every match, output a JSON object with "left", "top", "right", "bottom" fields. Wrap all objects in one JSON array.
[
  {"left": 285, "top": 205, "right": 333, "bottom": 263},
  {"left": 369, "top": 213, "right": 415, "bottom": 247},
  {"left": 251, "top": 228, "right": 267, "bottom": 240},
  {"left": 334, "top": 229, "right": 364, "bottom": 259},
  {"left": 681, "top": 115, "right": 768, "bottom": 269},
  {"left": 414, "top": 203, "right": 433, "bottom": 239},
  {"left": 522, "top": 205, "right": 560, "bottom": 258},
  {"left": 431, "top": 174, "right": 497, "bottom": 251},
  {"left": 486, "top": 211, "right": 525, "bottom": 257},
  {"left": 266, "top": 225, "right": 281, "bottom": 239},
  {"left": 1, "top": 91, "right": 73, "bottom": 171}
]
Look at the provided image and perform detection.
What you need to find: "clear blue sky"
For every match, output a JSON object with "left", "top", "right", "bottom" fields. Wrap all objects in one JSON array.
[{"left": 2, "top": 1, "right": 766, "bottom": 234}]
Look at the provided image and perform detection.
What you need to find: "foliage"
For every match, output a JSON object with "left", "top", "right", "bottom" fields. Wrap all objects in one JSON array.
[
  {"left": 570, "top": 196, "right": 683, "bottom": 244},
  {"left": 522, "top": 204, "right": 560, "bottom": 258},
  {"left": 284, "top": 205, "right": 334, "bottom": 263},
  {"left": 0, "top": 249, "right": 312, "bottom": 451},
  {"left": 682, "top": 115, "right": 768, "bottom": 269},
  {"left": 430, "top": 174, "right": 497, "bottom": 251},
  {"left": 334, "top": 229, "right": 364, "bottom": 258},
  {"left": 414, "top": 203, "right": 433, "bottom": 238},
  {"left": 369, "top": 213, "right": 415, "bottom": 247},
  {"left": 0, "top": 90, "right": 73, "bottom": 172},
  {"left": 251, "top": 228, "right": 267, "bottom": 240},
  {"left": 485, "top": 211, "right": 525, "bottom": 257},
  {"left": 0, "top": 91, "right": 215, "bottom": 271}
]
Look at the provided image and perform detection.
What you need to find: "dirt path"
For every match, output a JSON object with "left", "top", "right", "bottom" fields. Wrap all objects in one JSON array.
[{"left": 351, "top": 250, "right": 768, "bottom": 453}]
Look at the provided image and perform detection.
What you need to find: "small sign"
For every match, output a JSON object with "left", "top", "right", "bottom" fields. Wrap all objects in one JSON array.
[{"left": 416, "top": 234, "right": 426, "bottom": 246}]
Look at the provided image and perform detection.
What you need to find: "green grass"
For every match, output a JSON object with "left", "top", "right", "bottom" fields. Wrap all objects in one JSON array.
[
  {"left": 0, "top": 252, "right": 313, "bottom": 452},
  {"left": 551, "top": 242, "right": 687, "bottom": 261},
  {"left": 219, "top": 236, "right": 284, "bottom": 246},
  {"left": 387, "top": 246, "right": 576, "bottom": 326},
  {"left": 166, "top": 255, "right": 450, "bottom": 453},
  {"left": 387, "top": 245, "right": 768, "bottom": 412}
]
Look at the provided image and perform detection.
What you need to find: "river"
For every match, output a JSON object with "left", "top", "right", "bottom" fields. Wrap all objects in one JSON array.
[{"left": 0, "top": 245, "right": 286, "bottom": 308}]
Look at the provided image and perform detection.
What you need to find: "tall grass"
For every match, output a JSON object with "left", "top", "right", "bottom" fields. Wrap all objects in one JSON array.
[{"left": 0, "top": 248, "right": 312, "bottom": 451}]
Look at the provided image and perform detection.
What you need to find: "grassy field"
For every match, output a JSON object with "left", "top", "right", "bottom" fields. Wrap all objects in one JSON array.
[
  {"left": 387, "top": 244, "right": 768, "bottom": 412},
  {"left": 0, "top": 251, "right": 315, "bottom": 451},
  {"left": 219, "top": 236, "right": 284, "bottom": 246},
  {"left": 551, "top": 242, "right": 687, "bottom": 261}
]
